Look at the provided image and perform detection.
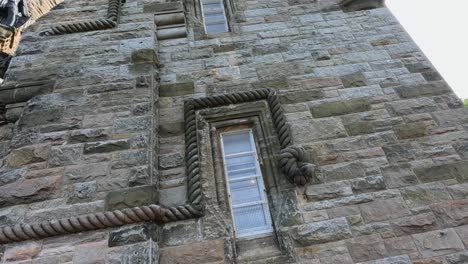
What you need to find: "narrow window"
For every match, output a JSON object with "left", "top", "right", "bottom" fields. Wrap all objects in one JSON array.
[
  {"left": 200, "top": 0, "right": 229, "bottom": 34},
  {"left": 220, "top": 129, "right": 273, "bottom": 238}
]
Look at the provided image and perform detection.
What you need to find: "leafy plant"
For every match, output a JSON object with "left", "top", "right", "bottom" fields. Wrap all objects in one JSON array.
[{"left": 465, "top": 99, "right": 468, "bottom": 107}]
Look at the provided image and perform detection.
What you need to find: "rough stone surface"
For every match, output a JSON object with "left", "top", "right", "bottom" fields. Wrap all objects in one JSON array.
[{"left": 0, "top": 1, "right": 466, "bottom": 263}]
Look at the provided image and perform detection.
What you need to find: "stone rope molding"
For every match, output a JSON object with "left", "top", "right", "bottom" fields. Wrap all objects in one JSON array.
[
  {"left": 0, "top": 204, "right": 166, "bottom": 244},
  {"left": 40, "top": 0, "right": 123, "bottom": 36},
  {"left": 0, "top": 89, "right": 316, "bottom": 244}
]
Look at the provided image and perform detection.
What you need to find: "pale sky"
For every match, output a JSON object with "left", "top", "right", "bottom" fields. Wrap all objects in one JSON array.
[{"left": 386, "top": 0, "right": 468, "bottom": 99}]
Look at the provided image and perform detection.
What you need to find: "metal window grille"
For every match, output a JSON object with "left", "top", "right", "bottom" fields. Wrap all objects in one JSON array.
[
  {"left": 220, "top": 130, "right": 273, "bottom": 238},
  {"left": 200, "top": 0, "right": 229, "bottom": 34}
]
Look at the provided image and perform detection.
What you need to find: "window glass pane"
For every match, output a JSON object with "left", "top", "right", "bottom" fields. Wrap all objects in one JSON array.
[
  {"left": 225, "top": 155, "right": 256, "bottom": 178},
  {"left": 233, "top": 205, "right": 269, "bottom": 233},
  {"left": 222, "top": 132, "right": 252, "bottom": 155},
  {"left": 230, "top": 178, "right": 262, "bottom": 205},
  {"left": 201, "top": 0, "right": 228, "bottom": 34},
  {"left": 226, "top": 166, "right": 257, "bottom": 179}
]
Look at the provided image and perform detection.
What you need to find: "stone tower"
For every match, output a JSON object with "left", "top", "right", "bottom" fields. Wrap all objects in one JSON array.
[{"left": 0, "top": 0, "right": 467, "bottom": 263}]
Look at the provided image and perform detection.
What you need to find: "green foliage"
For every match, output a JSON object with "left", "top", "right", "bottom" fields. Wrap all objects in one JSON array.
[{"left": 465, "top": 99, "right": 468, "bottom": 107}]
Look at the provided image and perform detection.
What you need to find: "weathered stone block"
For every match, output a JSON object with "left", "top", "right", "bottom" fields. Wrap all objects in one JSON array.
[
  {"left": 359, "top": 198, "right": 411, "bottom": 223},
  {"left": 159, "top": 239, "right": 225, "bottom": 264},
  {"left": 159, "top": 122, "right": 184, "bottom": 137},
  {"left": 113, "top": 116, "right": 152, "bottom": 134},
  {"left": 320, "top": 162, "right": 366, "bottom": 182},
  {"left": 162, "top": 220, "right": 200, "bottom": 247},
  {"left": 305, "top": 181, "right": 353, "bottom": 201},
  {"left": 345, "top": 121, "right": 376, "bottom": 136},
  {"left": 448, "top": 183, "right": 468, "bottom": 200},
  {"left": 395, "top": 81, "right": 451, "bottom": 98},
  {"left": 158, "top": 153, "right": 184, "bottom": 170},
  {"left": 159, "top": 82, "right": 195, "bottom": 97},
  {"left": 67, "top": 181, "right": 97, "bottom": 204},
  {"left": 108, "top": 224, "right": 156, "bottom": 247},
  {"left": 105, "top": 185, "right": 159, "bottom": 210},
  {"left": 290, "top": 218, "right": 352, "bottom": 246},
  {"left": 414, "top": 161, "right": 468, "bottom": 183},
  {"left": 391, "top": 213, "right": 439, "bottom": 236},
  {"left": 48, "top": 145, "right": 82, "bottom": 167},
  {"left": 394, "top": 121, "right": 430, "bottom": 139},
  {"left": 3, "top": 241, "right": 42, "bottom": 262},
  {"left": 0, "top": 176, "right": 63, "bottom": 206},
  {"left": 431, "top": 200, "right": 468, "bottom": 227},
  {"left": 383, "top": 236, "right": 418, "bottom": 258},
  {"left": 351, "top": 176, "right": 386, "bottom": 193},
  {"left": 360, "top": 255, "right": 412, "bottom": 264},
  {"left": 280, "top": 90, "right": 323, "bottom": 104},
  {"left": 340, "top": 71, "right": 367, "bottom": 88},
  {"left": 346, "top": 234, "right": 388, "bottom": 263},
  {"left": 6, "top": 145, "right": 47, "bottom": 167},
  {"left": 84, "top": 139, "right": 130, "bottom": 154},
  {"left": 290, "top": 117, "right": 348, "bottom": 143},
  {"left": 69, "top": 128, "right": 110, "bottom": 143},
  {"left": 412, "top": 229, "right": 465, "bottom": 258},
  {"left": 400, "top": 183, "right": 452, "bottom": 207},
  {"left": 310, "top": 98, "right": 371, "bottom": 118},
  {"left": 131, "top": 49, "right": 157, "bottom": 64}
]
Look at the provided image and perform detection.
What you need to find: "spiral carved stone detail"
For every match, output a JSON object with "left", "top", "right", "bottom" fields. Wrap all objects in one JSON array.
[
  {"left": 41, "top": 0, "right": 122, "bottom": 36},
  {"left": 0, "top": 204, "right": 165, "bottom": 244},
  {"left": 184, "top": 88, "right": 316, "bottom": 189}
]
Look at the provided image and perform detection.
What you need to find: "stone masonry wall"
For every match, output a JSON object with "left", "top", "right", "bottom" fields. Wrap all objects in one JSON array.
[
  {"left": 0, "top": 0, "right": 160, "bottom": 262},
  {"left": 0, "top": 0, "right": 467, "bottom": 263},
  {"left": 156, "top": 0, "right": 468, "bottom": 263}
]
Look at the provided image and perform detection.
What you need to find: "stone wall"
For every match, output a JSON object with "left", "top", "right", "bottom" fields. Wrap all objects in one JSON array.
[
  {"left": 0, "top": 0, "right": 467, "bottom": 263},
  {"left": 0, "top": 0, "right": 160, "bottom": 262}
]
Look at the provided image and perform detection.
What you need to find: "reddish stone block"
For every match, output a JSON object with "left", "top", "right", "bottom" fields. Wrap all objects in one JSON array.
[
  {"left": 431, "top": 200, "right": 468, "bottom": 227},
  {"left": 346, "top": 234, "right": 388, "bottom": 262},
  {"left": 159, "top": 239, "right": 225, "bottom": 264},
  {"left": 359, "top": 198, "right": 411, "bottom": 223}
]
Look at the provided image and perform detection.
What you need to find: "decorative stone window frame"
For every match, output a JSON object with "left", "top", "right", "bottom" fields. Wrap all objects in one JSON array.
[
  {"left": 196, "top": 100, "right": 300, "bottom": 259},
  {"left": 0, "top": 89, "right": 316, "bottom": 245},
  {"left": 39, "top": 0, "right": 124, "bottom": 36},
  {"left": 184, "top": 0, "right": 240, "bottom": 39}
]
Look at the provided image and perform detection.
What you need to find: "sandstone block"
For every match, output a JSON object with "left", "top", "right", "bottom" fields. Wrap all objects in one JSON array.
[
  {"left": 394, "top": 121, "right": 430, "bottom": 139},
  {"left": 159, "top": 239, "right": 225, "bottom": 264},
  {"left": 391, "top": 213, "right": 439, "bottom": 236},
  {"left": 320, "top": 162, "right": 366, "bottom": 182},
  {"left": 108, "top": 224, "right": 155, "bottom": 247},
  {"left": 4, "top": 241, "right": 42, "bottom": 261},
  {"left": 84, "top": 139, "right": 130, "bottom": 154},
  {"left": 290, "top": 218, "right": 352, "bottom": 246},
  {"left": 400, "top": 182, "right": 452, "bottom": 207},
  {"left": 340, "top": 71, "right": 367, "bottom": 88},
  {"left": 158, "top": 152, "right": 184, "bottom": 170},
  {"left": 360, "top": 255, "right": 412, "bottom": 264},
  {"left": 359, "top": 197, "right": 411, "bottom": 223},
  {"left": 159, "top": 82, "right": 195, "bottom": 97},
  {"left": 6, "top": 145, "right": 48, "bottom": 167},
  {"left": 0, "top": 175, "right": 63, "bottom": 206},
  {"left": 395, "top": 81, "right": 451, "bottom": 98},
  {"left": 310, "top": 98, "right": 371, "bottom": 118},
  {"left": 412, "top": 229, "right": 464, "bottom": 258},
  {"left": 48, "top": 145, "right": 82, "bottom": 167},
  {"left": 346, "top": 234, "right": 388, "bottom": 262},
  {"left": 305, "top": 181, "right": 353, "bottom": 201},
  {"left": 414, "top": 161, "right": 468, "bottom": 183},
  {"left": 113, "top": 116, "right": 152, "bottom": 133},
  {"left": 431, "top": 200, "right": 468, "bottom": 227},
  {"left": 383, "top": 236, "right": 418, "bottom": 257},
  {"left": 280, "top": 90, "right": 323, "bottom": 104},
  {"left": 105, "top": 185, "right": 159, "bottom": 210},
  {"left": 448, "top": 183, "right": 468, "bottom": 200},
  {"left": 69, "top": 128, "right": 110, "bottom": 143},
  {"left": 381, "top": 164, "right": 418, "bottom": 188},
  {"left": 162, "top": 220, "right": 200, "bottom": 247},
  {"left": 350, "top": 175, "right": 386, "bottom": 193}
]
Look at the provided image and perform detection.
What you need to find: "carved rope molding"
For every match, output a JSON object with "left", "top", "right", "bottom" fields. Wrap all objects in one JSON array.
[
  {"left": 0, "top": 89, "right": 316, "bottom": 244},
  {"left": 0, "top": 204, "right": 166, "bottom": 244},
  {"left": 40, "top": 0, "right": 123, "bottom": 36}
]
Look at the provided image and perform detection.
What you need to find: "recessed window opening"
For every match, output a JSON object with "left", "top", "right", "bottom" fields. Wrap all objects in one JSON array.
[
  {"left": 220, "top": 129, "right": 273, "bottom": 238},
  {"left": 200, "top": 0, "right": 229, "bottom": 34}
]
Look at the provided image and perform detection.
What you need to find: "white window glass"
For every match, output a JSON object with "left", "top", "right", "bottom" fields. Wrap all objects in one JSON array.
[
  {"left": 201, "top": 0, "right": 229, "bottom": 34},
  {"left": 220, "top": 130, "right": 273, "bottom": 237}
]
